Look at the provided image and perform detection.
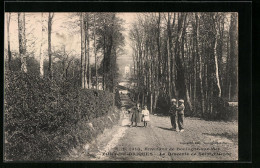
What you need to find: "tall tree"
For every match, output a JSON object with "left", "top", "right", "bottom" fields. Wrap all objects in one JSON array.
[
  {"left": 97, "top": 13, "right": 125, "bottom": 92},
  {"left": 195, "top": 13, "right": 205, "bottom": 115},
  {"left": 80, "top": 13, "right": 86, "bottom": 88},
  {"left": 166, "top": 13, "right": 173, "bottom": 100},
  {"left": 124, "top": 12, "right": 237, "bottom": 118},
  {"left": 86, "top": 14, "right": 91, "bottom": 89},
  {"left": 212, "top": 13, "right": 222, "bottom": 98},
  {"left": 84, "top": 13, "right": 89, "bottom": 89},
  {"left": 6, "top": 13, "right": 12, "bottom": 71},
  {"left": 229, "top": 13, "right": 238, "bottom": 101},
  {"left": 39, "top": 13, "right": 44, "bottom": 78},
  {"left": 18, "top": 12, "right": 27, "bottom": 73},
  {"left": 48, "top": 12, "right": 54, "bottom": 79},
  {"left": 93, "top": 14, "right": 98, "bottom": 90}
]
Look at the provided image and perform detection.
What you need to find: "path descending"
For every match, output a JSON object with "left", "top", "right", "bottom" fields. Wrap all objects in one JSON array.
[{"left": 65, "top": 93, "right": 238, "bottom": 161}]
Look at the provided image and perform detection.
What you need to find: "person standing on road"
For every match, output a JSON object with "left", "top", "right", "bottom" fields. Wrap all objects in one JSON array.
[
  {"left": 169, "top": 99, "right": 177, "bottom": 131},
  {"left": 141, "top": 105, "right": 150, "bottom": 127},
  {"left": 121, "top": 107, "right": 127, "bottom": 118},
  {"left": 130, "top": 103, "right": 141, "bottom": 127},
  {"left": 176, "top": 99, "right": 185, "bottom": 132}
]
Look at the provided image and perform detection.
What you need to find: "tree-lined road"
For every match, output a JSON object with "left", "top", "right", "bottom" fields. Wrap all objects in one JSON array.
[{"left": 67, "top": 93, "right": 238, "bottom": 161}]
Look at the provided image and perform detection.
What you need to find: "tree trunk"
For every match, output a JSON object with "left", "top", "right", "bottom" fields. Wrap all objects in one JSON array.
[
  {"left": 84, "top": 14, "right": 88, "bottom": 89},
  {"left": 157, "top": 13, "right": 161, "bottom": 82},
  {"left": 103, "top": 35, "right": 106, "bottom": 90},
  {"left": 229, "top": 13, "right": 238, "bottom": 101},
  {"left": 7, "top": 13, "right": 12, "bottom": 71},
  {"left": 93, "top": 14, "right": 98, "bottom": 90},
  {"left": 86, "top": 14, "right": 91, "bottom": 89},
  {"left": 153, "top": 91, "right": 159, "bottom": 114},
  {"left": 18, "top": 12, "right": 27, "bottom": 73},
  {"left": 181, "top": 15, "right": 193, "bottom": 112},
  {"left": 213, "top": 14, "right": 222, "bottom": 98},
  {"left": 63, "top": 46, "right": 66, "bottom": 79},
  {"left": 193, "top": 35, "right": 197, "bottom": 113},
  {"left": 167, "top": 13, "right": 172, "bottom": 100},
  {"left": 214, "top": 37, "right": 222, "bottom": 98},
  {"left": 39, "top": 13, "right": 44, "bottom": 78},
  {"left": 171, "top": 13, "right": 177, "bottom": 99},
  {"left": 81, "top": 13, "right": 86, "bottom": 88},
  {"left": 185, "top": 85, "right": 192, "bottom": 113},
  {"left": 48, "top": 12, "right": 54, "bottom": 79},
  {"left": 217, "top": 15, "right": 224, "bottom": 91},
  {"left": 142, "top": 92, "right": 145, "bottom": 108},
  {"left": 195, "top": 14, "right": 205, "bottom": 115},
  {"left": 150, "top": 93, "right": 153, "bottom": 114},
  {"left": 226, "top": 35, "right": 231, "bottom": 100}
]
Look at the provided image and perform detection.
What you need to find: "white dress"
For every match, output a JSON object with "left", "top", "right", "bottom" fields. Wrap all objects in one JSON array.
[{"left": 142, "top": 109, "right": 150, "bottom": 122}]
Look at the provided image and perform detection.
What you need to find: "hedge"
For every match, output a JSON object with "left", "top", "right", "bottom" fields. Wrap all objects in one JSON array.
[{"left": 4, "top": 71, "right": 120, "bottom": 161}]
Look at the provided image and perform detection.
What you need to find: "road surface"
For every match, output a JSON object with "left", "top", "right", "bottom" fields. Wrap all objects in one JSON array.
[{"left": 65, "top": 93, "right": 238, "bottom": 161}]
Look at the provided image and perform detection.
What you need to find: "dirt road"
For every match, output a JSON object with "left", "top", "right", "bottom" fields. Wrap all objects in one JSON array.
[{"left": 66, "top": 94, "right": 238, "bottom": 161}]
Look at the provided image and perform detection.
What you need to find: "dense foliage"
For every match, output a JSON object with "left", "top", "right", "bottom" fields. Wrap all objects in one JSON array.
[
  {"left": 129, "top": 12, "right": 238, "bottom": 121},
  {"left": 4, "top": 71, "right": 120, "bottom": 161}
]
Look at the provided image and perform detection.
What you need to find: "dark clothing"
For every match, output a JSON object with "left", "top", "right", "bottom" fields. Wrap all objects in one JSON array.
[
  {"left": 131, "top": 107, "right": 141, "bottom": 123},
  {"left": 169, "top": 104, "right": 177, "bottom": 116},
  {"left": 169, "top": 104, "right": 177, "bottom": 129},
  {"left": 170, "top": 115, "right": 177, "bottom": 129},
  {"left": 176, "top": 104, "right": 185, "bottom": 130},
  {"left": 177, "top": 114, "right": 184, "bottom": 130}
]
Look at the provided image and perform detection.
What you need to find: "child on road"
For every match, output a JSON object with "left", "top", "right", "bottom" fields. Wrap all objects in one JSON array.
[{"left": 141, "top": 105, "right": 150, "bottom": 127}]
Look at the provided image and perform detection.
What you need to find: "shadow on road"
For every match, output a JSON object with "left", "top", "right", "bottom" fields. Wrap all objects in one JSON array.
[
  {"left": 121, "top": 125, "right": 131, "bottom": 127},
  {"left": 157, "top": 126, "right": 173, "bottom": 131}
]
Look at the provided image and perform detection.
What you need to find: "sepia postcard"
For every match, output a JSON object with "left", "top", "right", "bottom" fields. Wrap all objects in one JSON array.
[{"left": 4, "top": 10, "right": 239, "bottom": 162}]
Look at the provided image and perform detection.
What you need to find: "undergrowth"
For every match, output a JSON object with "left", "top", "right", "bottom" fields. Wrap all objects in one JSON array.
[{"left": 4, "top": 71, "right": 120, "bottom": 161}]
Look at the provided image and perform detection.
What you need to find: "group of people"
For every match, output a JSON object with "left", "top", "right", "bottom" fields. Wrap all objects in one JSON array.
[
  {"left": 129, "top": 103, "right": 150, "bottom": 127},
  {"left": 126, "top": 98, "right": 185, "bottom": 132},
  {"left": 169, "top": 98, "right": 185, "bottom": 132}
]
